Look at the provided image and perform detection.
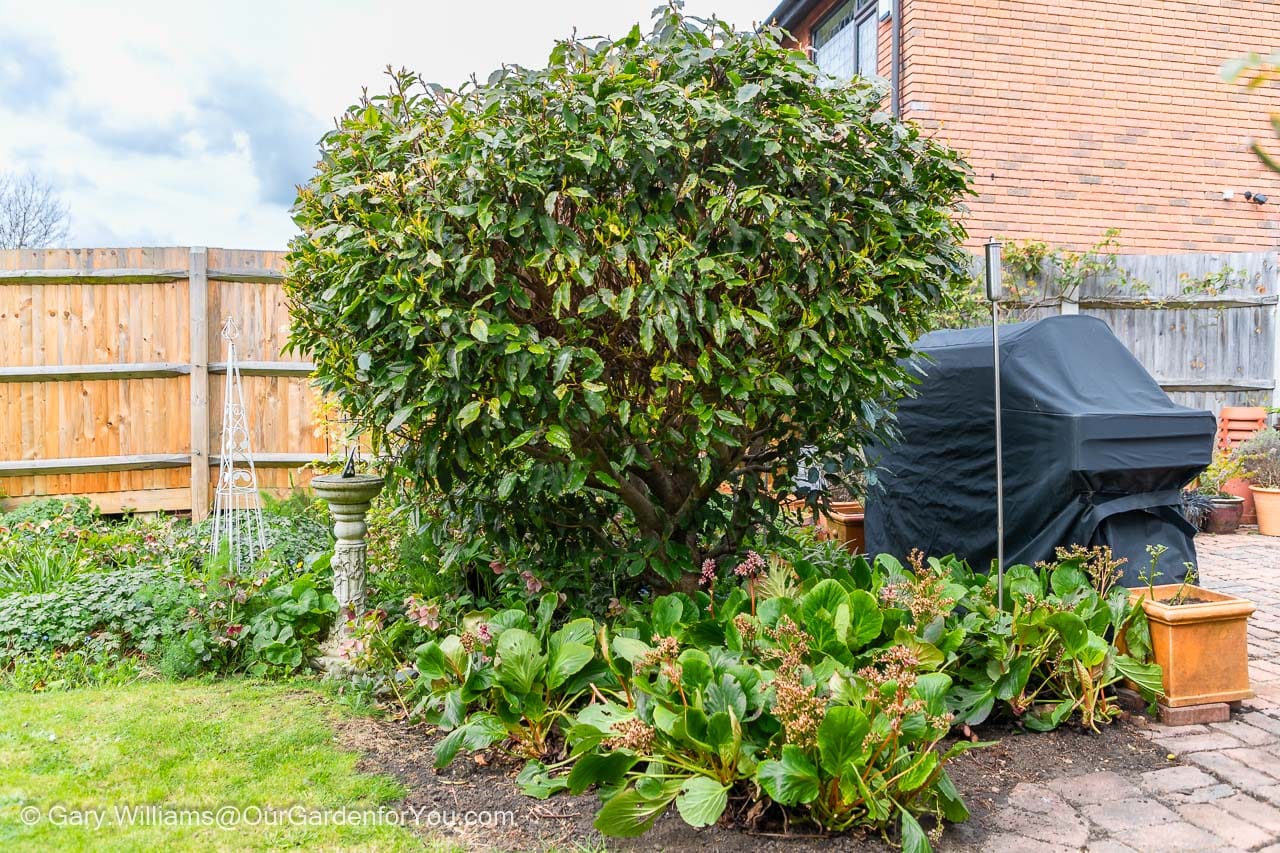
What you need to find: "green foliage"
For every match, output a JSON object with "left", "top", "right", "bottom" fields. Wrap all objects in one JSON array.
[
  {"left": 1197, "top": 447, "right": 1246, "bottom": 496},
  {"left": 194, "top": 511, "right": 332, "bottom": 575},
  {"left": 0, "top": 567, "right": 189, "bottom": 663},
  {"left": 362, "top": 538, "right": 1157, "bottom": 847},
  {"left": 541, "top": 552, "right": 978, "bottom": 844},
  {"left": 0, "top": 544, "right": 87, "bottom": 595},
  {"left": 243, "top": 575, "right": 339, "bottom": 675},
  {"left": 0, "top": 636, "right": 146, "bottom": 692},
  {"left": 938, "top": 227, "right": 1255, "bottom": 331},
  {"left": 365, "top": 488, "right": 473, "bottom": 609},
  {"left": 947, "top": 546, "right": 1162, "bottom": 731},
  {"left": 259, "top": 486, "right": 329, "bottom": 525},
  {"left": 286, "top": 7, "right": 971, "bottom": 584},
  {"left": 170, "top": 549, "right": 338, "bottom": 678},
  {"left": 411, "top": 596, "right": 600, "bottom": 765},
  {"left": 1180, "top": 489, "right": 1216, "bottom": 530},
  {"left": 1237, "top": 428, "right": 1280, "bottom": 489},
  {"left": 1, "top": 496, "right": 97, "bottom": 529}
]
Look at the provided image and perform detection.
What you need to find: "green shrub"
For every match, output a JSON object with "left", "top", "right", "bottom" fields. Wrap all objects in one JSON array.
[
  {"left": 1, "top": 496, "right": 97, "bottom": 529},
  {"left": 158, "top": 634, "right": 203, "bottom": 680},
  {"left": 167, "top": 550, "right": 338, "bottom": 678},
  {"left": 286, "top": 7, "right": 971, "bottom": 586},
  {"left": 1238, "top": 428, "right": 1280, "bottom": 489},
  {"left": 942, "top": 547, "right": 1161, "bottom": 731}
]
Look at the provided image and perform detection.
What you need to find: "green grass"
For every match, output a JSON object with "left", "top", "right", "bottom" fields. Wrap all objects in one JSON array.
[{"left": 0, "top": 680, "right": 446, "bottom": 852}]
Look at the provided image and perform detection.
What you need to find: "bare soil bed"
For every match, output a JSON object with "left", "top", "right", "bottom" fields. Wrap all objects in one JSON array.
[{"left": 338, "top": 709, "right": 1169, "bottom": 852}]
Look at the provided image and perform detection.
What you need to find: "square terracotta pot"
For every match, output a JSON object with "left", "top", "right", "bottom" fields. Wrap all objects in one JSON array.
[
  {"left": 1132, "top": 585, "right": 1255, "bottom": 708},
  {"left": 821, "top": 501, "right": 865, "bottom": 554}
]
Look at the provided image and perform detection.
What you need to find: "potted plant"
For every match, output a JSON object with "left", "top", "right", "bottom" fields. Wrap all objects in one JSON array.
[
  {"left": 1219, "top": 406, "right": 1268, "bottom": 523},
  {"left": 1239, "top": 429, "right": 1280, "bottom": 536},
  {"left": 1131, "top": 547, "right": 1255, "bottom": 709},
  {"left": 816, "top": 471, "right": 866, "bottom": 554},
  {"left": 823, "top": 500, "right": 866, "bottom": 553},
  {"left": 1195, "top": 448, "right": 1246, "bottom": 534}
]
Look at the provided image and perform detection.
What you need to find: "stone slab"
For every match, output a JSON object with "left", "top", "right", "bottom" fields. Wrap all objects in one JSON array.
[{"left": 1160, "top": 703, "right": 1232, "bottom": 726}]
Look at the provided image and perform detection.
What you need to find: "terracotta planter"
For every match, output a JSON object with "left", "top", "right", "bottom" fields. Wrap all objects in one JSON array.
[
  {"left": 1133, "top": 585, "right": 1255, "bottom": 708},
  {"left": 1202, "top": 496, "right": 1244, "bottom": 534},
  {"left": 1217, "top": 406, "right": 1268, "bottom": 450},
  {"left": 1251, "top": 486, "right": 1280, "bottom": 536},
  {"left": 1223, "top": 478, "right": 1257, "bottom": 525},
  {"left": 821, "top": 501, "right": 865, "bottom": 554}
]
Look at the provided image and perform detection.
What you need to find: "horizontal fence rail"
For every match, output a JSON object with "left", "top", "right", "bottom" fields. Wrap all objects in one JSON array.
[
  {"left": 0, "top": 246, "right": 331, "bottom": 516},
  {"left": 0, "top": 267, "right": 285, "bottom": 284}
]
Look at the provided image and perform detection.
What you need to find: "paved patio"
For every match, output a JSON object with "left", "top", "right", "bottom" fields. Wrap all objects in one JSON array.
[{"left": 951, "top": 531, "right": 1280, "bottom": 852}]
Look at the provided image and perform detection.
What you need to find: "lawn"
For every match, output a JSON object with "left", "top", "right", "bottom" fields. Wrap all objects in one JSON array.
[{"left": 0, "top": 680, "right": 439, "bottom": 852}]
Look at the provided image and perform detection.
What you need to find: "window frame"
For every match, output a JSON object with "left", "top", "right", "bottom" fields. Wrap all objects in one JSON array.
[{"left": 810, "top": 0, "right": 880, "bottom": 81}]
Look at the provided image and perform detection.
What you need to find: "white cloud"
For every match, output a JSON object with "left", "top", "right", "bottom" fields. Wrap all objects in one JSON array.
[{"left": 0, "top": 0, "right": 767, "bottom": 249}]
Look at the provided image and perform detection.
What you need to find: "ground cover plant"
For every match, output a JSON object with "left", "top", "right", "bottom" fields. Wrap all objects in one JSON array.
[
  {"left": 286, "top": 6, "right": 972, "bottom": 590},
  {"left": 0, "top": 495, "right": 336, "bottom": 682}
]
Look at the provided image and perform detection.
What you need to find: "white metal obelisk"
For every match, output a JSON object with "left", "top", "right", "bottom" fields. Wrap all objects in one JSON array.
[{"left": 209, "top": 317, "right": 267, "bottom": 570}]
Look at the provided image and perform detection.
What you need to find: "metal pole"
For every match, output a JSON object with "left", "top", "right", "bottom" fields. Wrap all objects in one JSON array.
[{"left": 985, "top": 239, "right": 1005, "bottom": 609}]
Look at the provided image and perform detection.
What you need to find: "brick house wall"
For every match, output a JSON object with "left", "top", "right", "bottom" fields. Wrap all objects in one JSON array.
[{"left": 772, "top": 0, "right": 1280, "bottom": 252}]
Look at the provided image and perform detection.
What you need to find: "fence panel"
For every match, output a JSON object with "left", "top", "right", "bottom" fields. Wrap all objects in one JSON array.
[
  {"left": 983, "top": 250, "right": 1279, "bottom": 413},
  {"left": 0, "top": 246, "right": 332, "bottom": 516}
]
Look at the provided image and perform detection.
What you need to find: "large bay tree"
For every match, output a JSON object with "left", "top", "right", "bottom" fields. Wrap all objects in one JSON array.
[{"left": 286, "top": 7, "right": 971, "bottom": 588}]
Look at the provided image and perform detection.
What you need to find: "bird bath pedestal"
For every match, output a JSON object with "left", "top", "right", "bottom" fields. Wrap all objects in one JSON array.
[{"left": 311, "top": 473, "right": 384, "bottom": 674}]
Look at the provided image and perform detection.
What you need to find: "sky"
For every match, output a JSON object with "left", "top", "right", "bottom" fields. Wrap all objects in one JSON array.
[{"left": 0, "top": 1, "right": 769, "bottom": 250}]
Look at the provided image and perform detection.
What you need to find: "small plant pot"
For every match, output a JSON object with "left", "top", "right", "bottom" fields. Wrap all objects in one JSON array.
[
  {"left": 1132, "top": 585, "right": 1255, "bottom": 708},
  {"left": 1223, "top": 478, "right": 1257, "bottom": 525},
  {"left": 821, "top": 501, "right": 865, "bottom": 554},
  {"left": 1203, "top": 495, "right": 1244, "bottom": 534},
  {"left": 1251, "top": 486, "right": 1280, "bottom": 536}
]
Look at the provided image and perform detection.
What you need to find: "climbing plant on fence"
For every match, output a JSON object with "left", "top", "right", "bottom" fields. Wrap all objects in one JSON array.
[{"left": 285, "top": 8, "right": 971, "bottom": 587}]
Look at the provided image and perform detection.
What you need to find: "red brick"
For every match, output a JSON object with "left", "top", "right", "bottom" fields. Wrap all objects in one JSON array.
[{"left": 783, "top": 0, "right": 1280, "bottom": 252}]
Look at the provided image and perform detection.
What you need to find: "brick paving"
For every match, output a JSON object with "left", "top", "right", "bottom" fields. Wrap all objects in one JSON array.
[{"left": 946, "top": 531, "right": 1280, "bottom": 852}]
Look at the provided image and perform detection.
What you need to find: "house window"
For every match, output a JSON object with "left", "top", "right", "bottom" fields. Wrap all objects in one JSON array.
[{"left": 811, "top": 0, "right": 879, "bottom": 82}]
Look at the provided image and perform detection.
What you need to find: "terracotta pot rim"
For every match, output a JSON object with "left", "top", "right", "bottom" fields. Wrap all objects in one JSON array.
[
  {"left": 1250, "top": 485, "right": 1280, "bottom": 494},
  {"left": 1132, "top": 584, "right": 1256, "bottom": 623}
]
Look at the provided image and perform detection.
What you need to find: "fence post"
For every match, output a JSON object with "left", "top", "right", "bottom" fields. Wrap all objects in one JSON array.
[
  {"left": 1273, "top": 255, "right": 1280, "bottom": 412},
  {"left": 189, "top": 247, "right": 211, "bottom": 520}
]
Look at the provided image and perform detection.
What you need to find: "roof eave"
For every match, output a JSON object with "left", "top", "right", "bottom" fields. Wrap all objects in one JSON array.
[{"left": 766, "top": 0, "right": 824, "bottom": 34}]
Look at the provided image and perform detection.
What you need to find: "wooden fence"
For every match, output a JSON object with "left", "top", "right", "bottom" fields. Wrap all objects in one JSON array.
[
  {"left": 1, "top": 246, "right": 1276, "bottom": 516},
  {"left": 982, "top": 250, "right": 1279, "bottom": 413},
  {"left": 0, "top": 247, "right": 337, "bottom": 517}
]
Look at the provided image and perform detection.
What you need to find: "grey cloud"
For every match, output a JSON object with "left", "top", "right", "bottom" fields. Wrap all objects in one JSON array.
[
  {"left": 64, "top": 70, "right": 325, "bottom": 208},
  {"left": 195, "top": 73, "right": 325, "bottom": 206},
  {"left": 0, "top": 35, "right": 69, "bottom": 112},
  {"left": 66, "top": 105, "right": 191, "bottom": 157}
]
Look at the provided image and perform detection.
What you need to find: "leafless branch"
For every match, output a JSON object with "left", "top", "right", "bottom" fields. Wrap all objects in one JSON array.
[{"left": 0, "top": 172, "right": 70, "bottom": 249}]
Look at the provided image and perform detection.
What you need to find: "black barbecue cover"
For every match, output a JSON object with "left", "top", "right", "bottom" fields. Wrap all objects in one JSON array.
[{"left": 864, "top": 315, "right": 1215, "bottom": 586}]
